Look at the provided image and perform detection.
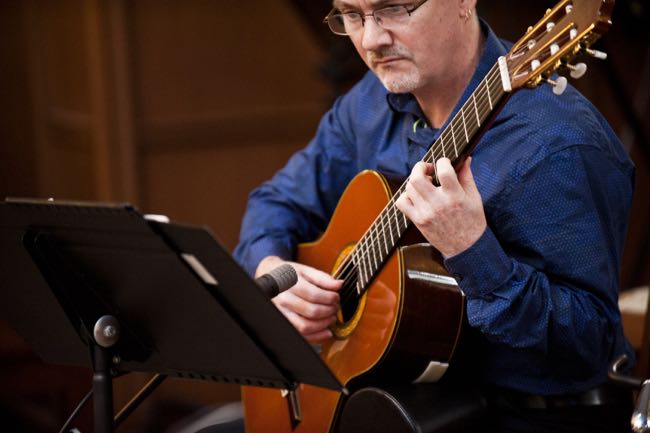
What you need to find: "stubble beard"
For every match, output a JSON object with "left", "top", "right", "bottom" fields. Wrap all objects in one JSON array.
[
  {"left": 367, "top": 46, "right": 420, "bottom": 94},
  {"left": 378, "top": 69, "right": 421, "bottom": 94}
]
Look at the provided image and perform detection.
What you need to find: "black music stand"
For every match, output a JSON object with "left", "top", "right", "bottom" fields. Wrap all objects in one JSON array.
[{"left": 0, "top": 198, "right": 342, "bottom": 433}]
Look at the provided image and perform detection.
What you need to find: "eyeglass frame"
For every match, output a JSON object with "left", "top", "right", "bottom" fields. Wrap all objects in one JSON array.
[{"left": 322, "top": 0, "right": 431, "bottom": 36}]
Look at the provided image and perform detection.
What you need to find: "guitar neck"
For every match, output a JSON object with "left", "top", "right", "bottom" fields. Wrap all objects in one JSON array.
[{"left": 343, "top": 60, "right": 511, "bottom": 293}]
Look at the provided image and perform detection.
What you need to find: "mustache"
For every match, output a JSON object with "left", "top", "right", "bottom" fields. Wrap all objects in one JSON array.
[{"left": 367, "top": 46, "right": 411, "bottom": 64}]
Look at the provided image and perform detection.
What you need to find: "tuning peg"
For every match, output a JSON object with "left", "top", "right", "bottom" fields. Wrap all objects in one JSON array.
[
  {"left": 546, "top": 22, "right": 555, "bottom": 32},
  {"left": 547, "top": 76, "right": 568, "bottom": 95},
  {"left": 550, "top": 43, "right": 560, "bottom": 55},
  {"left": 586, "top": 48, "right": 608, "bottom": 60},
  {"left": 567, "top": 62, "right": 587, "bottom": 79}
]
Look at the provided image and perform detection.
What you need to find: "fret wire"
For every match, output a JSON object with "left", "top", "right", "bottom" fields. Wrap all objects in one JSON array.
[
  {"left": 380, "top": 216, "right": 390, "bottom": 255},
  {"left": 486, "top": 78, "right": 493, "bottom": 110},
  {"left": 440, "top": 135, "right": 446, "bottom": 159},
  {"left": 433, "top": 65, "right": 503, "bottom": 163},
  {"left": 363, "top": 233, "right": 374, "bottom": 276},
  {"left": 461, "top": 107, "right": 469, "bottom": 144},
  {"left": 375, "top": 216, "right": 390, "bottom": 256},
  {"left": 347, "top": 63, "right": 507, "bottom": 296},
  {"left": 387, "top": 206, "right": 395, "bottom": 245},
  {"left": 367, "top": 217, "right": 391, "bottom": 263},
  {"left": 472, "top": 92, "right": 481, "bottom": 126},
  {"left": 370, "top": 232, "right": 379, "bottom": 270},
  {"left": 451, "top": 119, "right": 458, "bottom": 157},
  {"left": 363, "top": 237, "right": 373, "bottom": 286},
  {"left": 356, "top": 243, "right": 369, "bottom": 290},
  {"left": 363, "top": 225, "right": 387, "bottom": 276},
  {"left": 349, "top": 249, "right": 361, "bottom": 291}
]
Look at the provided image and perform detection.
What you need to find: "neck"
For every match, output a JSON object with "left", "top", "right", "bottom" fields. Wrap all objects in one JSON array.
[{"left": 415, "top": 18, "right": 484, "bottom": 129}]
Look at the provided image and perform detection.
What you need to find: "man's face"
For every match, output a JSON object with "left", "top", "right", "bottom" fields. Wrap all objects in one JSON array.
[{"left": 336, "top": 0, "right": 463, "bottom": 94}]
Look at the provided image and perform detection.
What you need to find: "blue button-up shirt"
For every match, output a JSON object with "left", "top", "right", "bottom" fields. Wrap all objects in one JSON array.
[{"left": 234, "top": 22, "right": 635, "bottom": 395}]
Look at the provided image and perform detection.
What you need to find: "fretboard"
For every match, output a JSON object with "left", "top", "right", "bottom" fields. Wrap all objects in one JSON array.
[{"left": 339, "top": 61, "right": 510, "bottom": 294}]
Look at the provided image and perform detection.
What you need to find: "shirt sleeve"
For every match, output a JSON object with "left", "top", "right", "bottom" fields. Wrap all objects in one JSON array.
[
  {"left": 233, "top": 96, "right": 358, "bottom": 276},
  {"left": 444, "top": 144, "right": 634, "bottom": 377}
]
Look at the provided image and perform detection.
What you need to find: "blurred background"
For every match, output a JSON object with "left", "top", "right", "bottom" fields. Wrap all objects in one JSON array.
[{"left": 0, "top": 0, "right": 648, "bottom": 431}]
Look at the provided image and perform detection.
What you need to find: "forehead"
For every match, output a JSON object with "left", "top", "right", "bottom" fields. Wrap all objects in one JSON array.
[{"left": 332, "top": 0, "right": 400, "bottom": 9}]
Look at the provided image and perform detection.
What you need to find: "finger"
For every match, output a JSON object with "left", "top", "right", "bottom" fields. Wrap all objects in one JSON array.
[
  {"left": 303, "top": 329, "right": 334, "bottom": 343},
  {"left": 395, "top": 189, "right": 416, "bottom": 218},
  {"left": 435, "top": 157, "right": 461, "bottom": 192},
  {"left": 292, "top": 281, "right": 340, "bottom": 305},
  {"left": 457, "top": 157, "right": 480, "bottom": 196},
  {"left": 276, "top": 304, "right": 336, "bottom": 337},
  {"left": 398, "top": 182, "right": 424, "bottom": 221},
  {"left": 299, "top": 265, "right": 343, "bottom": 291},
  {"left": 413, "top": 161, "right": 434, "bottom": 179},
  {"left": 408, "top": 162, "right": 436, "bottom": 195},
  {"left": 275, "top": 290, "right": 339, "bottom": 319}
]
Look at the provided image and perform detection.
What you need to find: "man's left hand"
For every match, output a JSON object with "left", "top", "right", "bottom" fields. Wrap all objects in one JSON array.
[{"left": 395, "top": 157, "right": 486, "bottom": 258}]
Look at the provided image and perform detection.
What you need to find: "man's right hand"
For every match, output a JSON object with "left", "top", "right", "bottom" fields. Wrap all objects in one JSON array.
[{"left": 256, "top": 256, "right": 342, "bottom": 343}]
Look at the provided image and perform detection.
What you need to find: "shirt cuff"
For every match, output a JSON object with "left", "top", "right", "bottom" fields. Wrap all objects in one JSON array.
[
  {"left": 443, "top": 226, "right": 513, "bottom": 298},
  {"left": 242, "top": 235, "right": 293, "bottom": 277}
]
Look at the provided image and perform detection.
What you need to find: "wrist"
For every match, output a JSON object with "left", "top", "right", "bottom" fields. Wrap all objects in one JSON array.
[
  {"left": 439, "top": 222, "right": 487, "bottom": 258},
  {"left": 255, "top": 255, "right": 286, "bottom": 278}
]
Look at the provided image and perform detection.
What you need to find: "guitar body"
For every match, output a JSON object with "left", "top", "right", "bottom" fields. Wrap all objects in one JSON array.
[
  {"left": 242, "top": 2, "right": 616, "bottom": 429},
  {"left": 243, "top": 171, "right": 465, "bottom": 433}
]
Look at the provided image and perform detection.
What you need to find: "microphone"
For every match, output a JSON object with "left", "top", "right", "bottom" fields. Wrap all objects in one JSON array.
[{"left": 255, "top": 264, "right": 298, "bottom": 298}]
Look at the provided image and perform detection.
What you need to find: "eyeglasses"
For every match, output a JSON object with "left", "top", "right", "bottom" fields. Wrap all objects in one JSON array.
[{"left": 323, "top": 0, "right": 430, "bottom": 36}]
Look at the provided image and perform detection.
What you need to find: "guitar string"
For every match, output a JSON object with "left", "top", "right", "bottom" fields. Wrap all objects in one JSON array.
[
  {"left": 329, "top": 24, "right": 578, "bottom": 309},
  {"left": 333, "top": 64, "right": 506, "bottom": 308},
  {"left": 350, "top": 32, "right": 575, "bottom": 274},
  {"left": 335, "top": 65, "right": 504, "bottom": 307},
  {"left": 335, "top": 68, "right": 504, "bottom": 309}
]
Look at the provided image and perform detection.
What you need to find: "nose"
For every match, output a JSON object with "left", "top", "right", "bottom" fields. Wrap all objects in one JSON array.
[{"left": 361, "top": 18, "right": 392, "bottom": 51}]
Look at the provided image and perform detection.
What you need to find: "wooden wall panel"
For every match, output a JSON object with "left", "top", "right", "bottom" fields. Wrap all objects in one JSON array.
[
  {"left": 40, "top": 127, "right": 96, "bottom": 200},
  {"left": 0, "top": 2, "right": 37, "bottom": 197},
  {"left": 142, "top": 139, "right": 313, "bottom": 248},
  {"left": 129, "top": 0, "right": 328, "bottom": 118},
  {"left": 127, "top": 0, "right": 329, "bottom": 247}
]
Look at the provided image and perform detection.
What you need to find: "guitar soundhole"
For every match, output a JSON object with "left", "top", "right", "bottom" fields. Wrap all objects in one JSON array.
[
  {"left": 341, "top": 293, "right": 360, "bottom": 323},
  {"left": 340, "top": 266, "right": 361, "bottom": 323}
]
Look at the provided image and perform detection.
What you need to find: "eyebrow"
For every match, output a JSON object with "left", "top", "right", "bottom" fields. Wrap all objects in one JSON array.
[{"left": 332, "top": 0, "right": 397, "bottom": 10}]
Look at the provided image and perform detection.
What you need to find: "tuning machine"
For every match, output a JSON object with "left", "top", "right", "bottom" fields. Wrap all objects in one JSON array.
[
  {"left": 585, "top": 48, "right": 608, "bottom": 60},
  {"left": 565, "top": 62, "right": 588, "bottom": 79},
  {"left": 547, "top": 76, "right": 568, "bottom": 95}
]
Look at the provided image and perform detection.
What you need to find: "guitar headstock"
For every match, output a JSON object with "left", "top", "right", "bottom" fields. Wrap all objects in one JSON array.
[{"left": 506, "top": 0, "right": 615, "bottom": 93}]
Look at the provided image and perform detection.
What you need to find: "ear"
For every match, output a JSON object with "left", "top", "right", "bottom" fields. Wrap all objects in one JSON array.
[{"left": 458, "top": 0, "right": 477, "bottom": 15}]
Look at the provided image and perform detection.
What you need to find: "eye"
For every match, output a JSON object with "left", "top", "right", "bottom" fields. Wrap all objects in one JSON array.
[
  {"left": 341, "top": 11, "right": 363, "bottom": 22},
  {"left": 376, "top": 5, "right": 406, "bottom": 17}
]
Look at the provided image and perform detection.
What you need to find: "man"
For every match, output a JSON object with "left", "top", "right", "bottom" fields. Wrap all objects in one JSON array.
[{"left": 234, "top": 0, "right": 635, "bottom": 431}]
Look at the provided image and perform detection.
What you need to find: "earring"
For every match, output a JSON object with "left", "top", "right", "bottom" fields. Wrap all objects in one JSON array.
[{"left": 463, "top": 9, "right": 473, "bottom": 20}]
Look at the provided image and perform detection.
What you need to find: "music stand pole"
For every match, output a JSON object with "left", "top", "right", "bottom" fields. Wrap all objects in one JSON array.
[{"left": 92, "top": 315, "right": 121, "bottom": 433}]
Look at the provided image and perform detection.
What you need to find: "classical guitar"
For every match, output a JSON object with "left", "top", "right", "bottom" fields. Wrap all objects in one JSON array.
[{"left": 243, "top": 1, "right": 615, "bottom": 432}]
